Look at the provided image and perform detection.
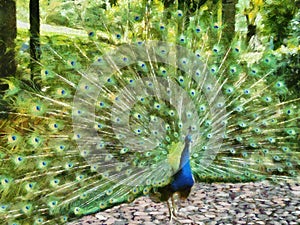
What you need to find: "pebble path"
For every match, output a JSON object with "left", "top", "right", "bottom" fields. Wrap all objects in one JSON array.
[{"left": 69, "top": 181, "right": 300, "bottom": 225}]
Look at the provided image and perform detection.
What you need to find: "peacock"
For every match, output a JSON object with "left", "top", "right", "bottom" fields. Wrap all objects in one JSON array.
[{"left": 0, "top": 0, "right": 300, "bottom": 224}]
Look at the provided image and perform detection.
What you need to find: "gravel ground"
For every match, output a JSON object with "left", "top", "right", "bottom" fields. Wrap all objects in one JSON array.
[{"left": 69, "top": 181, "right": 300, "bottom": 225}]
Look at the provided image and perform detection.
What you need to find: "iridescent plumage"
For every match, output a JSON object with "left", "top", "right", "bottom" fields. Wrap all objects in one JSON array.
[{"left": 0, "top": 1, "right": 299, "bottom": 224}]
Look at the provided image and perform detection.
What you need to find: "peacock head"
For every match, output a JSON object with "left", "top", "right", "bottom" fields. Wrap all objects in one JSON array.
[{"left": 185, "top": 134, "right": 192, "bottom": 144}]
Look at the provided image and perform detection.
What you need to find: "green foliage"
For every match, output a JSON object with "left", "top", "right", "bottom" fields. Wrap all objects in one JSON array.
[
  {"left": 276, "top": 10, "right": 300, "bottom": 98},
  {"left": 259, "top": 0, "right": 298, "bottom": 49}
]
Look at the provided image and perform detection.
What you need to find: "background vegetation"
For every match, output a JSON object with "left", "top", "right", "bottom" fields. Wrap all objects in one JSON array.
[{"left": 1, "top": 0, "right": 299, "bottom": 96}]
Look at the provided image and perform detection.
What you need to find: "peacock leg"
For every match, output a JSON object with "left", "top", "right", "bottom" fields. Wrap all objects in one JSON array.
[
  {"left": 171, "top": 195, "right": 178, "bottom": 217},
  {"left": 167, "top": 195, "right": 182, "bottom": 224},
  {"left": 167, "top": 198, "right": 174, "bottom": 222}
]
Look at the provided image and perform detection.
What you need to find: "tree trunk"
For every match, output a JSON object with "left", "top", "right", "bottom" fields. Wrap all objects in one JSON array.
[
  {"left": 0, "top": 0, "right": 16, "bottom": 91},
  {"left": 29, "top": 0, "right": 40, "bottom": 83},
  {"left": 222, "top": 0, "right": 238, "bottom": 42}
]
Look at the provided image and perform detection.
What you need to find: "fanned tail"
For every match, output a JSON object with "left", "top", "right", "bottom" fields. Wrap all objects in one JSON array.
[{"left": 0, "top": 1, "right": 299, "bottom": 224}]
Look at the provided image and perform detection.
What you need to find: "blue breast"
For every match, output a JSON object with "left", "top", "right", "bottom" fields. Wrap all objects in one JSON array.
[
  {"left": 170, "top": 135, "right": 194, "bottom": 192},
  {"left": 170, "top": 160, "right": 194, "bottom": 192}
]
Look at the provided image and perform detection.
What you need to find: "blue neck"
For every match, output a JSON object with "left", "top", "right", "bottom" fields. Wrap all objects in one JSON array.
[
  {"left": 170, "top": 138, "right": 194, "bottom": 192},
  {"left": 179, "top": 141, "right": 191, "bottom": 169}
]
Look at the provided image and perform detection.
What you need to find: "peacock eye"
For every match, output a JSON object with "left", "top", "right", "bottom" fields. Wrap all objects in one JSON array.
[{"left": 177, "top": 10, "right": 183, "bottom": 17}]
